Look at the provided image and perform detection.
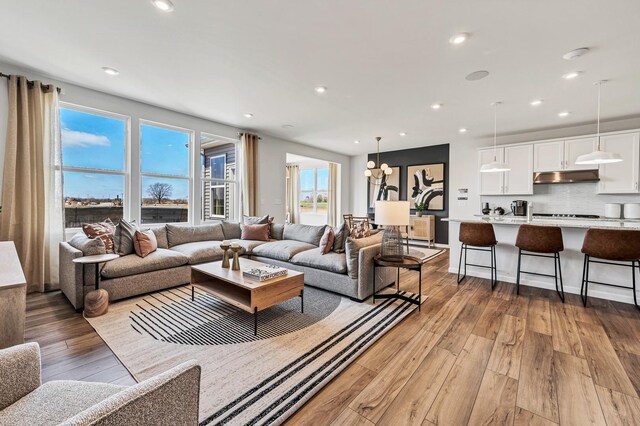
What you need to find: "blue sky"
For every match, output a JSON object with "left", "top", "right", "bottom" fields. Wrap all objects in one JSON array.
[
  {"left": 300, "top": 168, "right": 329, "bottom": 192},
  {"left": 61, "top": 108, "right": 190, "bottom": 199}
]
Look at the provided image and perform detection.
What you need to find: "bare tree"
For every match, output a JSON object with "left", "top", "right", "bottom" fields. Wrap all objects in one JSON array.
[{"left": 147, "top": 182, "right": 173, "bottom": 204}]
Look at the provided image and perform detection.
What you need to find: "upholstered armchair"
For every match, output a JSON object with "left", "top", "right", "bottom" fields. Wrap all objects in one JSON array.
[{"left": 0, "top": 342, "right": 201, "bottom": 425}]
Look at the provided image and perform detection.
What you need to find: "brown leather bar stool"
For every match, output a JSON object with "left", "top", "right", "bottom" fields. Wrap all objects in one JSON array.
[
  {"left": 515, "top": 224, "right": 565, "bottom": 302},
  {"left": 581, "top": 228, "right": 640, "bottom": 309},
  {"left": 457, "top": 222, "right": 498, "bottom": 290}
]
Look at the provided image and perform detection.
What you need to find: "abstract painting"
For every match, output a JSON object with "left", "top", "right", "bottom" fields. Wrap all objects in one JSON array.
[{"left": 407, "top": 163, "right": 445, "bottom": 210}]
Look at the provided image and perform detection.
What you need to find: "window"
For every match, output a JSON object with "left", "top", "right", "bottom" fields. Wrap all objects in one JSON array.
[
  {"left": 200, "top": 134, "right": 238, "bottom": 221},
  {"left": 60, "top": 105, "right": 128, "bottom": 228},
  {"left": 140, "top": 121, "right": 192, "bottom": 224},
  {"left": 299, "top": 167, "right": 329, "bottom": 215}
]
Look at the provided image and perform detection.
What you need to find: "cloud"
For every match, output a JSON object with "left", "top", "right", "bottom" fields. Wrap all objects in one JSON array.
[{"left": 62, "top": 129, "right": 111, "bottom": 147}]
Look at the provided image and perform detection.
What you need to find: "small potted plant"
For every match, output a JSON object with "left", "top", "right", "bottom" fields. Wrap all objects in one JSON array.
[{"left": 414, "top": 202, "right": 426, "bottom": 217}]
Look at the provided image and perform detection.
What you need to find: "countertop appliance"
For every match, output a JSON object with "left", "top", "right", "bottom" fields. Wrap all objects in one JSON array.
[{"left": 511, "top": 200, "right": 528, "bottom": 216}]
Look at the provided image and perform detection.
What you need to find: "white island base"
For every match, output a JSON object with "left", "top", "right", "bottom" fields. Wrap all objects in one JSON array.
[{"left": 447, "top": 217, "right": 640, "bottom": 306}]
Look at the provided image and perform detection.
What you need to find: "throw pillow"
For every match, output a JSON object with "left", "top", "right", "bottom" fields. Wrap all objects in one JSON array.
[
  {"left": 82, "top": 218, "right": 116, "bottom": 253},
  {"left": 133, "top": 229, "right": 158, "bottom": 258},
  {"left": 319, "top": 227, "right": 335, "bottom": 255},
  {"left": 113, "top": 218, "right": 138, "bottom": 255},
  {"left": 349, "top": 221, "right": 371, "bottom": 239},
  {"left": 270, "top": 223, "right": 285, "bottom": 240},
  {"left": 242, "top": 214, "right": 270, "bottom": 225},
  {"left": 67, "top": 233, "right": 106, "bottom": 256},
  {"left": 332, "top": 222, "right": 348, "bottom": 253},
  {"left": 221, "top": 220, "right": 242, "bottom": 240},
  {"left": 240, "top": 223, "right": 270, "bottom": 241}
]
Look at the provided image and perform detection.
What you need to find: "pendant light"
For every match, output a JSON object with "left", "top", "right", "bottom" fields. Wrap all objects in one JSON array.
[
  {"left": 364, "top": 137, "right": 393, "bottom": 183},
  {"left": 480, "top": 102, "right": 511, "bottom": 173},
  {"left": 575, "top": 80, "right": 622, "bottom": 165}
]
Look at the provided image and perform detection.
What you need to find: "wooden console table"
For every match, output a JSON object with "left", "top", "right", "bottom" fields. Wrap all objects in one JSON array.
[{"left": 0, "top": 241, "right": 27, "bottom": 349}]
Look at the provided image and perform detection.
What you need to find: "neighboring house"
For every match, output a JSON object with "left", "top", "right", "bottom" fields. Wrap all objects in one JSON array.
[{"left": 202, "top": 142, "right": 236, "bottom": 221}]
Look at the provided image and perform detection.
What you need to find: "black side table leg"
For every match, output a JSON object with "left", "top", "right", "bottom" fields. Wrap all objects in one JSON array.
[
  {"left": 418, "top": 267, "right": 422, "bottom": 312},
  {"left": 300, "top": 289, "right": 304, "bottom": 313},
  {"left": 191, "top": 286, "right": 195, "bottom": 301},
  {"left": 94, "top": 263, "right": 101, "bottom": 290},
  {"left": 254, "top": 307, "right": 258, "bottom": 336}
]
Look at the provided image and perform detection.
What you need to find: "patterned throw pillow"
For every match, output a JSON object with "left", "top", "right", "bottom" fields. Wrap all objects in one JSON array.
[
  {"left": 82, "top": 218, "right": 116, "bottom": 253},
  {"left": 319, "top": 227, "right": 335, "bottom": 255},
  {"left": 133, "top": 229, "right": 158, "bottom": 258},
  {"left": 349, "top": 221, "right": 371, "bottom": 239}
]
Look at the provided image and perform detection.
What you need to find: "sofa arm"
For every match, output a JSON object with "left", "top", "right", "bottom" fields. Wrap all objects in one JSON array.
[
  {"left": 0, "top": 342, "right": 41, "bottom": 411},
  {"left": 59, "top": 242, "right": 84, "bottom": 310},
  {"left": 62, "top": 361, "right": 201, "bottom": 426},
  {"left": 356, "top": 244, "right": 396, "bottom": 301}
]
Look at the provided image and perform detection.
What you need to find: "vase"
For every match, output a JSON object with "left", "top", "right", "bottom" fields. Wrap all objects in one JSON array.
[
  {"left": 231, "top": 247, "right": 241, "bottom": 271},
  {"left": 416, "top": 211, "right": 423, "bottom": 217},
  {"left": 221, "top": 244, "right": 230, "bottom": 268}
]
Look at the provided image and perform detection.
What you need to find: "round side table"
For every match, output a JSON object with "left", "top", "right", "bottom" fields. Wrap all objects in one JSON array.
[
  {"left": 372, "top": 255, "right": 426, "bottom": 311},
  {"left": 73, "top": 253, "right": 119, "bottom": 318}
]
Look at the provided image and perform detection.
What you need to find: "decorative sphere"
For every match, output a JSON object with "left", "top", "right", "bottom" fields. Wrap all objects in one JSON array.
[
  {"left": 380, "top": 163, "right": 388, "bottom": 170},
  {"left": 384, "top": 168, "right": 393, "bottom": 175},
  {"left": 364, "top": 169, "right": 372, "bottom": 177},
  {"left": 366, "top": 161, "right": 375, "bottom": 169}
]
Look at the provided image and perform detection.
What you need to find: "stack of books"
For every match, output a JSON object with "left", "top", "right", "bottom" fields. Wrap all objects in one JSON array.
[{"left": 242, "top": 264, "right": 288, "bottom": 281}]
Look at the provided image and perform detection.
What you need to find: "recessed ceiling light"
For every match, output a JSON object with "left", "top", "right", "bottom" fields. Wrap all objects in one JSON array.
[
  {"left": 102, "top": 67, "right": 119, "bottom": 76},
  {"left": 562, "top": 71, "right": 581, "bottom": 80},
  {"left": 281, "top": 124, "right": 294, "bottom": 129},
  {"left": 314, "top": 86, "right": 327, "bottom": 94},
  {"left": 449, "top": 32, "right": 470, "bottom": 45},
  {"left": 244, "top": 113, "right": 253, "bottom": 118},
  {"left": 354, "top": 140, "right": 360, "bottom": 144},
  {"left": 399, "top": 132, "right": 407, "bottom": 136},
  {"left": 459, "top": 128, "right": 467, "bottom": 133},
  {"left": 530, "top": 99, "right": 543, "bottom": 106},
  {"left": 151, "top": 0, "right": 175, "bottom": 12},
  {"left": 465, "top": 70, "right": 490, "bottom": 81},
  {"left": 563, "top": 47, "right": 590, "bottom": 61},
  {"left": 431, "top": 103, "right": 442, "bottom": 110},
  {"left": 558, "top": 111, "right": 570, "bottom": 117}
]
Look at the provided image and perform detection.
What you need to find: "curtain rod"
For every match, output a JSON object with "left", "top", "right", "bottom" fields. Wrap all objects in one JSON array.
[
  {"left": 0, "top": 72, "right": 62, "bottom": 94},
  {"left": 238, "top": 132, "right": 261, "bottom": 140}
]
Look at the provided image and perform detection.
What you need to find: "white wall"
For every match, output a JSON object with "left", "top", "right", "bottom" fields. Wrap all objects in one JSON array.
[
  {"left": 0, "top": 61, "right": 349, "bottom": 223},
  {"left": 349, "top": 153, "right": 368, "bottom": 216}
]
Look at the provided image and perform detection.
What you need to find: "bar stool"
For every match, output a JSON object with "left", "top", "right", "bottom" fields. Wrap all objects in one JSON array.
[
  {"left": 515, "top": 224, "right": 565, "bottom": 302},
  {"left": 457, "top": 222, "right": 498, "bottom": 290},
  {"left": 581, "top": 228, "right": 640, "bottom": 309}
]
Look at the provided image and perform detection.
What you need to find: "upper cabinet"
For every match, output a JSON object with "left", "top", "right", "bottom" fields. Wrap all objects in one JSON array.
[
  {"left": 533, "top": 137, "right": 597, "bottom": 172},
  {"left": 598, "top": 132, "right": 640, "bottom": 194},
  {"left": 478, "top": 145, "right": 533, "bottom": 195}
]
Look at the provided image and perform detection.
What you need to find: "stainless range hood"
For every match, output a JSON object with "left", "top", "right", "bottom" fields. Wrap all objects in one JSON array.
[{"left": 533, "top": 169, "right": 600, "bottom": 184}]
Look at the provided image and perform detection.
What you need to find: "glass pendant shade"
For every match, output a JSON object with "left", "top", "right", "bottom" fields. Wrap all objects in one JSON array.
[
  {"left": 364, "top": 169, "right": 372, "bottom": 177},
  {"left": 364, "top": 137, "right": 393, "bottom": 183},
  {"left": 384, "top": 168, "right": 393, "bottom": 175},
  {"left": 366, "top": 160, "right": 376, "bottom": 169},
  {"left": 380, "top": 163, "right": 388, "bottom": 170}
]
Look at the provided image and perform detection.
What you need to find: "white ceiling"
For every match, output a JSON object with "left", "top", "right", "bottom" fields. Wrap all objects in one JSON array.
[{"left": 1, "top": 0, "right": 639, "bottom": 155}]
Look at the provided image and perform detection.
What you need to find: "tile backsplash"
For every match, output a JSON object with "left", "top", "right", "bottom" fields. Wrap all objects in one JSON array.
[{"left": 481, "top": 183, "right": 640, "bottom": 217}]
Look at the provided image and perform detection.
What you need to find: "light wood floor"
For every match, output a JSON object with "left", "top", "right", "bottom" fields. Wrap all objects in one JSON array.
[{"left": 26, "top": 251, "right": 640, "bottom": 425}]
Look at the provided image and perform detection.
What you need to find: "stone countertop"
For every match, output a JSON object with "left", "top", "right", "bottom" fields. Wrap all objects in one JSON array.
[{"left": 443, "top": 215, "right": 640, "bottom": 230}]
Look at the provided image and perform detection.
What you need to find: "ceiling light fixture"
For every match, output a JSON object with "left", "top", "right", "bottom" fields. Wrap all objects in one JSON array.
[
  {"left": 530, "top": 99, "right": 543, "bottom": 106},
  {"left": 466, "top": 70, "right": 490, "bottom": 81},
  {"left": 575, "top": 80, "right": 622, "bottom": 165},
  {"left": 558, "top": 111, "right": 570, "bottom": 117},
  {"left": 459, "top": 128, "right": 467, "bottom": 133},
  {"left": 314, "top": 86, "right": 327, "bottom": 94},
  {"left": 243, "top": 113, "right": 253, "bottom": 118},
  {"left": 480, "top": 102, "right": 511, "bottom": 173},
  {"left": 281, "top": 124, "right": 294, "bottom": 129},
  {"left": 354, "top": 140, "right": 360, "bottom": 144},
  {"left": 562, "top": 71, "right": 581, "bottom": 80},
  {"left": 364, "top": 137, "right": 393, "bottom": 183},
  {"left": 151, "top": 0, "right": 175, "bottom": 12},
  {"left": 563, "top": 47, "right": 590, "bottom": 61},
  {"left": 101, "top": 67, "right": 120, "bottom": 76},
  {"left": 449, "top": 32, "right": 470, "bottom": 45},
  {"left": 431, "top": 103, "right": 442, "bottom": 110},
  {"left": 399, "top": 132, "right": 407, "bottom": 136}
]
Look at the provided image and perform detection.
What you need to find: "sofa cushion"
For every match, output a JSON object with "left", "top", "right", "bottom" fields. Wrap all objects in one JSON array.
[
  {"left": 169, "top": 241, "right": 225, "bottom": 265},
  {"left": 270, "top": 223, "right": 285, "bottom": 240},
  {"left": 290, "top": 248, "right": 347, "bottom": 274},
  {"left": 332, "top": 222, "right": 348, "bottom": 253},
  {"left": 221, "top": 220, "right": 242, "bottom": 240},
  {"left": 113, "top": 218, "right": 138, "bottom": 255},
  {"left": 229, "top": 239, "right": 269, "bottom": 254},
  {"left": 151, "top": 226, "right": 169, "bottom": 249},
  {"left": 345, "top": 232, "right": 383, "bottom": 278},
  {"left": 283, "top": 223, "right": 326, "bottom": 246},
  {"left": 166, "top": 223, "right": 225, "bottom": 247},
  {"left": 67, "top": 233, "right": 106, "bottom": 256},
  {"left": 0, "top": 380, "right": 124, "bottom": 426},
  {"left": 101, "top": 249, "right": 188, "bottom": 279},
  {"left": 252, "top": 240, "right": 316, "bottom": 262}
]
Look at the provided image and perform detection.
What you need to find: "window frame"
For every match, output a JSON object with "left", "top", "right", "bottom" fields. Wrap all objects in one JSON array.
[
  {"left": 139, "top": 119, "right": 193, "bottom": 225},
  {"left": 59, "top": 102, "right": 131, "bottom": 230},
  {"left": 199, "top": 134, "right": 239, "bottom": 222},
  {"left": 298, "top": 166, "right": 329, "bottom": 215}
]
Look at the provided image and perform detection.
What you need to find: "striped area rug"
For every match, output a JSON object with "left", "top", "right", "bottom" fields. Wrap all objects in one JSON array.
[{"left": 85, "top": 285, "right": 420, "bottom": 425}]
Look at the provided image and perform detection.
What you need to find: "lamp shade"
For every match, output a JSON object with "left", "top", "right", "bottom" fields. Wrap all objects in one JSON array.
[
  {"left": 575, "top": 149, "right": 623, "bottom": 165},
  {"left": 480, "top": 160, "right": 511, "bottom": 173},
  {"left": 375, "top": 201, "right": 410, "bottom": 226}
]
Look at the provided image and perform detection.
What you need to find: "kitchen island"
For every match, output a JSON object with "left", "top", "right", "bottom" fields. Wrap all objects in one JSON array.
[{"left": 445, "top": 215, "right": 640, "bottom": 304}]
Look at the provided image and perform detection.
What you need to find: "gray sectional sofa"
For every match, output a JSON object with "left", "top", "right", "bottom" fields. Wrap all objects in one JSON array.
[{"left": 59, "top": 222, "right": 394, "bottom": 310}]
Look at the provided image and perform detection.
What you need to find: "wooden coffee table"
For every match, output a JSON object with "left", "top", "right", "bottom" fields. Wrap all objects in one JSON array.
[{"left": 190, "top": 259, "right": 304, "bottom": 335}]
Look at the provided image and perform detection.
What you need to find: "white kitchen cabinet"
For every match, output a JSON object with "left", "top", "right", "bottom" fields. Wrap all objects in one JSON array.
[
  {"left": 504, "top": 144, "right": 534, "bottom": 194},
  {"left": 565, "top": 137, "right": 597, "bottom": 170},
  {"left": 478, "top": 148, "right": 504, "bottom": 195},
  {"left": 534, "top": 141, "right": 564, "bottom": 172},
  {"left": 598, "top": 132, "right": 640, "bottom": 194}
]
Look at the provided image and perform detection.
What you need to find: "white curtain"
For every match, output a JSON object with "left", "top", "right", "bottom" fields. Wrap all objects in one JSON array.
[
  {"left": 327, "top": 162, "right": 339, "bottom": 227},
  {"left": 0, "top": 76, "right": 64, "bottom": 292},
  {"left": 285, "top": 165, "right": 299, "bottom": 223}
]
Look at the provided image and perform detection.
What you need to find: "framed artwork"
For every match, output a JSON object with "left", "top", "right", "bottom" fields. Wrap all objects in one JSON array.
[
  {"left": 406, "top": 163, "right": 445, "bottom": 210},
  {"left": 368, "top": 166, "right": 400, "bottom": 208}
]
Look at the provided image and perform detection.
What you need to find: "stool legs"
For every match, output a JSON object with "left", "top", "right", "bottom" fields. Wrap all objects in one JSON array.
[
  {"left": 555, "top": 252, "right": 565, "bottom": 303},
  {"left": 516, "top": 250, "right": 564, "bottom": 303},
  {"left": 581, "top": 255, "right": 639, "bottom": 310},
  {"left": 457, "top": 243, "right": 497, "bottom": 290},
  {"left": 457, "top": 243, "right": 467, "bottom": 284}
]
